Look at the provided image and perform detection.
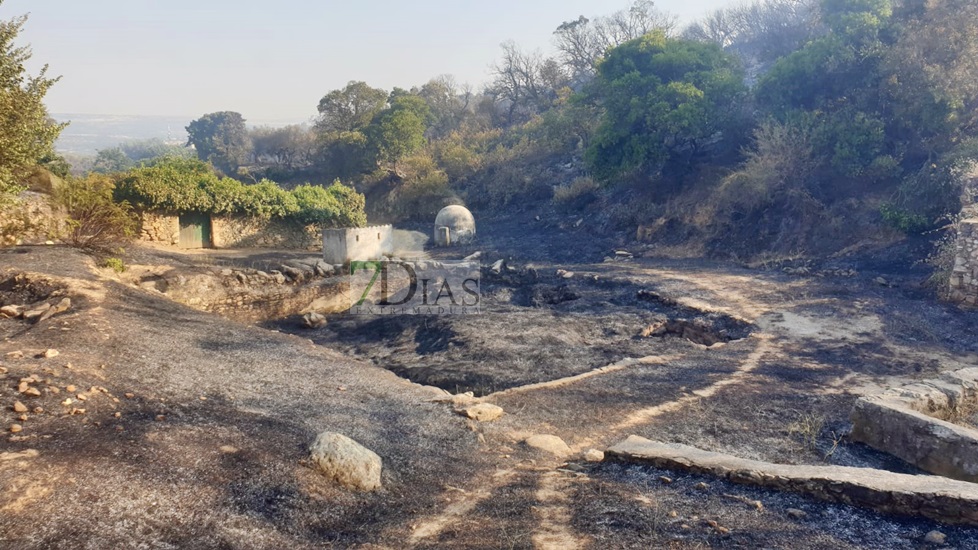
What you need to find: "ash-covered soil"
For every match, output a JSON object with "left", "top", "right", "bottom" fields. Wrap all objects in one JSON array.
[
  {"left": 276, "top": 266, "right": 752, "bottom": 396},
  {"left": 3, "top": 208, "right": 978, "bottom": 549}
]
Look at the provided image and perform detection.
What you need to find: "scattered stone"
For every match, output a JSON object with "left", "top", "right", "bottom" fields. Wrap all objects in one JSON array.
[
  {"left": 32, "top": 407, "right": 42, "bottom": 414},
  {"left": 659, "top": 476, "right": 674, "bottom": 484},
  {"left": 694, "top": 482, "right": 710, "bottom": 491},
  {"left": 125, "top": 393, "right": 135, "bottom": 399},
  {"left": 555, "top": 269, "right": 574, "bottom": 279},
  {"left": 41, "top": 349, "right": 59, "bottom": 359},
  {"left": 490, "top": 260, "right": 506, "bottom": 274},
  {"left": 459, "top": 403, "right": 504, "bottom": 422},
  {"left": 22, "top": 303, "right": 51, "bottom": 322},
  {"left": 70, "top": 408, "right": 86, "bottom": 416},
  {"left": 37, "top": 298, "right": 71, "bottom": 322},
  {"left": 9, "top": 424, "right": 22, "bottom": 433},
  {"left": 5, "top": 351, "right": 23, "bottom": 359},
  {"left": 302, "top": 312, "right": 327, "bottom": 329},
  {"left": 65, "top": 385, "right": 77, "bottom": 393},
  {"left": 314, "top": 260, "right": 335, "bottom": 278},
  {"left": 155, "top": 415, "right": 166, "bottom": 422},
  {"left": 874, "top": 276, "right": 889, "bottom": 286},
  {"left": 76, "top": 394, "right": 87, "bottom": 401},
  {"left": 924, "top": 531, "right": 947, "bottom": 545},
  {"left": 12, "top": 401, "right": 27, "bottom": 413},
  {"left": 786, "top": 508, "right": 808, "bottom": 520},
  {"left": 524, "top": 434, "right": 572, "bottom": 457},
  {"left": 113, "top": 412, "right": 121, "bottom": 418},
  {"left": 583, "top": 449, "right": 605, "bottom": 462},
  {"left": 0, "top": 305, "right": 23, "bottom": 318},
  {"left": 309, "top": 432, "right": 383, "bottom": 491},
  {"left": 22, "top": 388, "right": 40, "bottom": 397},
  {"left": 61, "top": 398, "right": 73, "bottom": 406},
  {"left": 463, "top": 252, "right": 482, "bottom": 261},
  {"left": 17, "top": 414, "right": 27, "bottom": 422},
  {"left": 220, "top": 445, "right": 239, "bottom": 454}
]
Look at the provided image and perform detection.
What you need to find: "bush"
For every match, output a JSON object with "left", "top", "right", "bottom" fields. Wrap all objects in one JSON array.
[
  {"left": 553, "top": 176, "right": 599, "bottom": 206},
  {"left": 115, "top": 158, "right": 367, "bottom": 226},
  {"left": 99, "top": 257, "right": 126, "bottom": 273},
  {"left": 55, "top": 174, "right": 138, "bottom": 251}
]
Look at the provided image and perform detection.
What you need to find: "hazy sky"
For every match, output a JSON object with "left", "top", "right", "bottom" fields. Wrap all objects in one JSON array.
[{"left": 3, "top": 0, "right": 732, "bottom": 123}]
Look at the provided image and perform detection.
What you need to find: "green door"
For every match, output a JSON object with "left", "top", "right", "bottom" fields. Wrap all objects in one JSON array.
[{"left": 178, "top": 213, "right": 212, "bottom": 249}]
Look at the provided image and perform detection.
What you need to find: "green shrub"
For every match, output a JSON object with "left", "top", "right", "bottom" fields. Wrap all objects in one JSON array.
[
  {"left": 55, "top": 174, "right": 138, "bottom": 251},
  {"left": 99, "top": 257, "right": 126, "bottom": 273},
  {"left": 114, "top": 158, "right": 366, "bottom": 227}
]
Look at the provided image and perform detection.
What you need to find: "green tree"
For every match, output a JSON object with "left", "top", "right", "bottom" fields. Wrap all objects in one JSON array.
[
  {"left": 0, "top": 2, "right": 65, "bottom": 201},
  {"left": 92, "top": 148, "right": 135, "bottom": 174},
  {"left": 584, "top": 31, "right": 746, "bottom": 181},
  {"left": 315, "top": 81, "right": 388, "bottom": 134},
  {"left": 185, "top": 111, "right": 251, "bottom": 175},
  {"left": 367, "top": 95, "right": 431, "bottom": 169}
]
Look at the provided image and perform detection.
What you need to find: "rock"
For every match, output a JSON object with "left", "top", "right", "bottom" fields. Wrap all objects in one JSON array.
[
  {"left": 490, "top": 260, "right": 506, "bottom": 274},
  {"left": 615, "top": 250, "right": 633, "bottom": 257},
  {"left": 41, "top": 349, "right": 59, "bottom": 359},
  {"left": 9, "top": 424, "right": 22, "bottom": 433},
  {"left": 37, "top": 297, "right": 70, "bottom": 323},
  {"left": 22, "top": 388, "right": 40, "bottom": 397},
  {"left": 694, "top": 482, "right": 710, "bottom": 491},
  {"left": 924, "top": 531, "right": 947, "bottom": 545},
  {"left": 281, "top": 265, "right": 304, "bottom": 282},
  {"left": 314, "top": 261, "right": 335, "bottom": 278},
  {"left": 0, "top": 305, "right": 23, "bottom": 318},
  {"left": 786, "top": 508, "right": 808, "bottom": 520},
  {"left": 875, "top": 276, "right": 889, "bottom": 286},
  {"left": 459, "top": 403, "right": 504, "bottom": 422},
  {"left": 5, "top": 351, "right": 23, "bottom": 359},
  {"left": 555, "top": 269, "right": 575, "bottom": 279},
  {"left": 65, "top": 385, "right": 77, "bottom": 393},
  {"left": 22, "top": 303, "right": 51, "bottom": 322},
  {"left": 309, "top": 432, "right": 383, "bottom": 491},
  {"left": 524, "top": 434, "right": 571, "bottom": 457},
  {"left": 12, "top": 401, "right": 27, "bottom": 413},
  {"left": 464, "top": 252, "right": 482, "bottom": 261},
  {"left": 659, "top": 476, "right": 673, "bottom": 484},
  {"left": 302, "top": 312, "right": 327, "bottom": 329},
  {"left": 583, "top": 449, "right": 605, "bottom": 462}
]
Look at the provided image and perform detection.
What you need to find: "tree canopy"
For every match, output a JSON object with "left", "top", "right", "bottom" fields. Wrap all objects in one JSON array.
[
  {"left": 0, "top": 2, "right": 65, "bottom": 200},
  {"left": 186, "top": 111, "right": 251, "bottom": 175}
]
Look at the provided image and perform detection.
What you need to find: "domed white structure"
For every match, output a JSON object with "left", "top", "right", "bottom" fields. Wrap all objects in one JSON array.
[{"left": 434, "top": 205, "right": 476, "bottom": 246}]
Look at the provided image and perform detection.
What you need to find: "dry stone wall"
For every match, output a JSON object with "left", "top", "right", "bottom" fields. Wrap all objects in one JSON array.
[{"left": 950, "top": 218, "right": 978, "bottom": 305}]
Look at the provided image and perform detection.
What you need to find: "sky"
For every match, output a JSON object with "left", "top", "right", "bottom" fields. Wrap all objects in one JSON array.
[{"left": 3, "top": 0, "right": 733, "bottom": 124}]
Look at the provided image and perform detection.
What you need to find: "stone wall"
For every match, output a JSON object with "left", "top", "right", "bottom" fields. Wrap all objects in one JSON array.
[
  {"left": 950, "top": 218, "right": 978, "bottom": 305},
  {"left": 139, "top": 213, "right": 180, "bottom": 246},
  {"left": 850, "top": 368, "right": 978, "bottom": 483},
  {"left": 0, "top": 192, "right": 64, "bottom": 246},
  {"left": 323, "top": 225, "right": 393, "bottom": 264},
  {"left": 607, "top": 436, "right": 978, "bottom": 526},
  {"left": 138, "top": 212, "right": 320, "bottom": 250},
  {"left": 211, "top": 216, "right": 319, "bottom": 250}
]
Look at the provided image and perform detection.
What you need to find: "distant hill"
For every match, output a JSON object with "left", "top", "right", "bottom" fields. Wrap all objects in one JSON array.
[
  {"left": 52, "top": 114, "right": 190, "bottom": 156},
  {"left": 52, "top": 114, "right": 307, "bottom": 156}
]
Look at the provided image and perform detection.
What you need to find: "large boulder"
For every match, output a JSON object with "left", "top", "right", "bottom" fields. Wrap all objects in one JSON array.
[{"left": 309, "top": 432, "right": 382, "bottom": 491}]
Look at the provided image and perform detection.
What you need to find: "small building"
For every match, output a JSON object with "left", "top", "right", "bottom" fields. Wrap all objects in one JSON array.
[
  {"left": 139, "top": 212, "right": 321, "bottom": 250},
  {"left": 322, "top": 225, "right": 393, "bottom": 264},
  {"left": 434, "top": 205, "right": 476, "bottom": 246}
]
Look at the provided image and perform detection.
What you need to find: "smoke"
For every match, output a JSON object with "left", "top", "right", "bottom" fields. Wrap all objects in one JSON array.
[{"left": 391, "top": 229, "right": 429, "bottom": 259}]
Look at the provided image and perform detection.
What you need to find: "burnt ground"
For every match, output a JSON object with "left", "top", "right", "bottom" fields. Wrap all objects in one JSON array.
[{"left": 2, "top": 210, "right": 978, "bottom": 548}]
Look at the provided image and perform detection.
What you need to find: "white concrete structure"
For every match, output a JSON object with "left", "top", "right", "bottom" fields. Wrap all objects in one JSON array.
[
  {"left": 434, "top": 205, "right": 476, "bottom": 246},
  {"left": 323, "top": 225, "right": 393, "bottom": 264}
]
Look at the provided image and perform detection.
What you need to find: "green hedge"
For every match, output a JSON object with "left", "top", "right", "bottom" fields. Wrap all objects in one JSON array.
[{"left": 114, "top": 158, "right": 366, "bottom": 227}]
